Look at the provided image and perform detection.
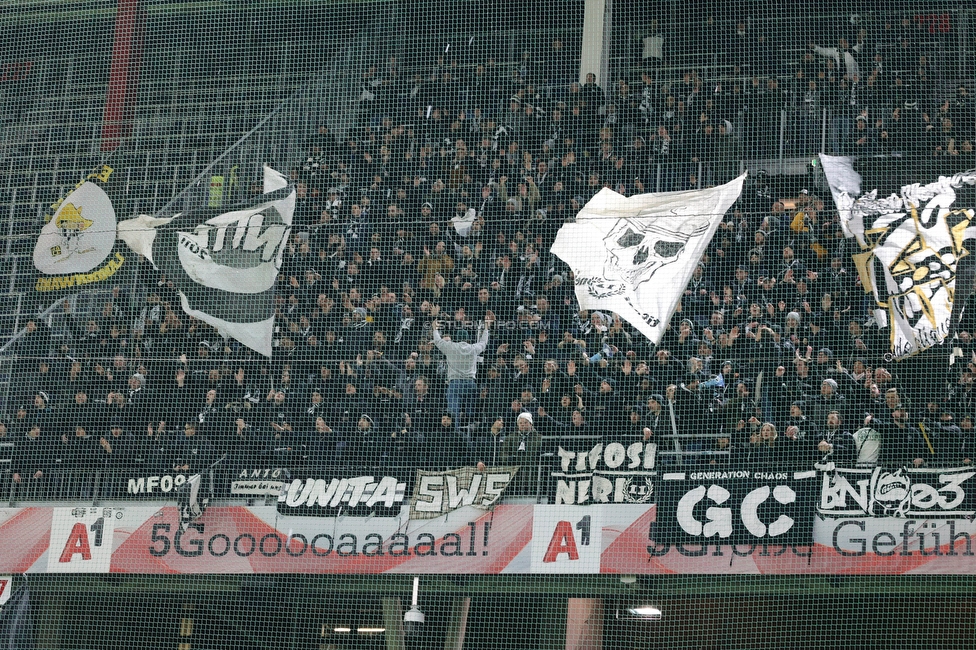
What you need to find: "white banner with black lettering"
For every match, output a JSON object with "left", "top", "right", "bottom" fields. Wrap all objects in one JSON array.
[
  {"left": 656, "top": 469, "right": 818, "bottom": 545},
  {"left": 818, "top": 466, "right": 976, "bottom": 518},
  {"left": 820, "top": 156, "right": 976, "bottom": 359},
  {"left": 409, "top": 466, "right": 519, "bottom": 520},
  {"left": 551, "top": 441, "right": 656, "bottom": 505},
  {"left": 229, "top": 467, "right": 288, "bottom": 496},
  {"left": 551, "top": 174, "right": 746, "bottom": 343}
]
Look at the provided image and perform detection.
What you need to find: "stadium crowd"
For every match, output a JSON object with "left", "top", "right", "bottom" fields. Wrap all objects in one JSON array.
[{"left": 3, "top": 12, "right": 976, "bottom": 500}]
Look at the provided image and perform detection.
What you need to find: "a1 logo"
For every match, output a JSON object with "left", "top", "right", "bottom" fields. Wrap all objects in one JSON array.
[
  {"left": 46, "top": 508, "right": 117, "bottom": 573},
  {"left": 530, "top": 506, "right": 602, "bottom": 573},
  {"left": 0, "top": 576, "right": 11, "bottom": 605}
]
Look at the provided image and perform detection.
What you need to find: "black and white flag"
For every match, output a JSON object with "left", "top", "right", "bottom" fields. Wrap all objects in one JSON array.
[
  {"left": 177, "top": 473, "right": 210, "bottom": 531},
  {"left": 0, "top": 583, "right": 36, "bottom": 650},
  {"left": 119, "top": 166, "right": 294, "bottom": 356},
  {"left": 551, "top": 174, "right": 746, "bottom": 343},
  {"left": 821, "top": 155, "right": 976, "bottom": 359}
]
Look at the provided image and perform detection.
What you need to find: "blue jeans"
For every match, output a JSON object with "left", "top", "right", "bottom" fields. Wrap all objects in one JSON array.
[{"left": 446, "top": 379, "right": 479, "bottom": 426}]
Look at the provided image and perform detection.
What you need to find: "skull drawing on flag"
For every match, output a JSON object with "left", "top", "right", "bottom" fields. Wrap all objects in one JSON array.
[
  {"left": 550, "top": 175, "right": 747, "bottom": 344},
  {"left": 603, "top": 213, "right": 711, "bottom": 287}
]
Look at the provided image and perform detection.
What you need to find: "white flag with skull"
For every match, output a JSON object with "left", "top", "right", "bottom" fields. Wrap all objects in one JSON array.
[{"left": 552, "top": 174, "right": 746, "bottom": 343}]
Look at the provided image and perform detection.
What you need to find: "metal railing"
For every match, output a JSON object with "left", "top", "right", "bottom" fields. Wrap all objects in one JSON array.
[
  {"left": 0, "top": 439, "right": 853, "bottom": 509},
  {"left": 1, "top": 465, "right": 219, "bottom": 506}
]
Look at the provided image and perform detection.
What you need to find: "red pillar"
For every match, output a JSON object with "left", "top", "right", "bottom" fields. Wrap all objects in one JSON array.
[
  {"left": 566, "top": 598, "right": 603, "bottom": 650},
  {"left": 101, "top": 0, "right": 144, "bottom": 152}
]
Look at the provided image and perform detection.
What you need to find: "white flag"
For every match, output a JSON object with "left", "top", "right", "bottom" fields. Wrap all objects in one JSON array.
[
  {"left": 818, "top": 154, "right": 862, "bottom": 237},
  {"left": 552, "top": 174, "right": 746, "bottom": 343},
  {"left": 821, "top": 156, "right": 976, "bottom": 359}
]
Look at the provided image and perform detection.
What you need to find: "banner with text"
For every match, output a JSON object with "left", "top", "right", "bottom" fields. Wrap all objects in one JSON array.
[
  {"left": 7, "top": 502, "right": 976, "bottom": 574},
  {"left": 229, "top": 467, "right": 288, "bottom": 497},
  {"left": 817, "top": 466, "right": 976, "bottom": 518},
  {"left": 32, "top": 165, "right": 128, "bottom": 297},
  {"left": 276, "top": 476, "right": 407, "bottom": 517},
  {"left": 551, "top": 441, "right": 656, "bottom": 505},
  {"left": 821, "top": 156, "right": 976, "bottom": 359},
  {"left": 410, "top": 467, "right": 518, "bottom": 519},
  {"left": 655, "top": 469, "right": 818, "bottom": 545},
  {"left": 125, "top": 473, "right": 194, "bottom": 497}
]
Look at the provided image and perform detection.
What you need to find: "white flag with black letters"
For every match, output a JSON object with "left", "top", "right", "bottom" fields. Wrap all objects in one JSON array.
[
  {"left": 118, "top": 166, "right": 294, "bottom": 356},
  {"left": 551, "top": 174, "right": 746, "bottom": 343}
]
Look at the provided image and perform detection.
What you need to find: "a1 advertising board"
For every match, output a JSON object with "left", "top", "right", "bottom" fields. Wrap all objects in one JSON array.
[{"left": 3, "top": 497, "right": 976, "bottom": 574}]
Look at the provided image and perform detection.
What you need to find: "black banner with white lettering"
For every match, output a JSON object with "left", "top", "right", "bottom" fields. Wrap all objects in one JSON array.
[
  {"left": 125, "top": 473, "right": 194, "bottom": 497},
  {"left": 550, "top": 441, "right": 656, "bottom": 505},
  {"left": 817, "top": 466, "right": 976, "bottom": 518},
  {"left": 126, "top": 466, "right": 288, "bottom": 499},
  {"left": 655, "top": 469, "right": 818, "bottom": 545},
  {"left": 276, "top": 476, "right": 407, "bottom": 517}
]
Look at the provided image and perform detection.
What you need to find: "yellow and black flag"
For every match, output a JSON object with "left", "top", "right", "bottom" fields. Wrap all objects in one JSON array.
[
  {"left": 821, "top": 155, "right": 976, "bottom": 360},
  {"left": 31, "top": 164, "right": 127, "bottom": 296}
]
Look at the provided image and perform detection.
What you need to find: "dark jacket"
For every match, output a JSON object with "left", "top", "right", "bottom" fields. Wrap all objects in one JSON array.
[
  {"left": 819, "top": 426, "right": 857, "bottom": 467},
  {"left": 877, "top": 420, "right": 929, "bottom": 469},
  {"left": 674, "top": 386, "right": 712, "bottom": 436},
  {"left": 97, "top": 430, "right": 134, "bottom": 469},
  {"left": 168, "top": 432, "right": 215, "bottom": 473},
  {"left": 12, "top": 432, "right": 55, "bottom": 478},
  {"left": 499, "top": 426, "right": 542, "bottom": 496},
  {"left": 60, "top": 431, "right": 100, "bottom": 469}
]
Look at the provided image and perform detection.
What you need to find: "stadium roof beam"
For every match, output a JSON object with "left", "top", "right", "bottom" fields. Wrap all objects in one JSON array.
[
  {"left": 22, "top": 574, "right": 976, "bottom": 597},
  {"left": 0, "top": 0, "right": 388, "bottom": 26}
]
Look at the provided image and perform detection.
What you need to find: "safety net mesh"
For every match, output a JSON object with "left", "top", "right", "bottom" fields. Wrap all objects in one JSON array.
[{"left": 1, "top": 1, "right": 976, "bottom": 648}]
